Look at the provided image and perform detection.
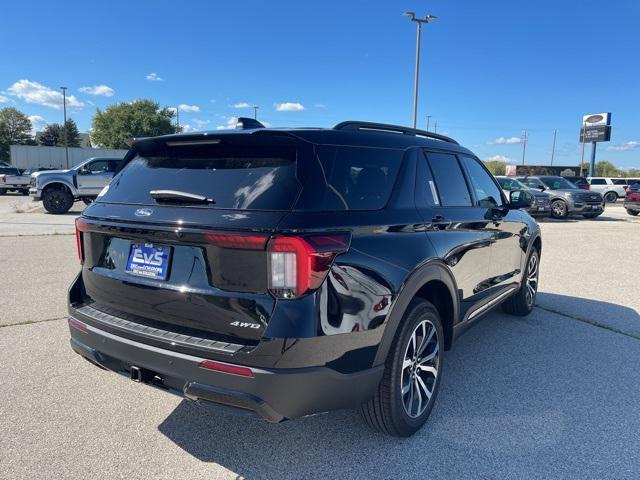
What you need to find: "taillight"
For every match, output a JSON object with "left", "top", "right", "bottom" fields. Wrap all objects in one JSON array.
[
  {"left": 0, "top": 175, "right": 6, "bottom": 184},
  {"left": 75, "top": 218, "right": 89, "bottom": 264},
  {"left": 267, "top": 233, "right": 350, "bottom": 299},
  {"left": 582, "top": 184, "right": 590, "bottom": 190},
  {"left": 204, "top": 233, "right": 268, "bottom": 250}
]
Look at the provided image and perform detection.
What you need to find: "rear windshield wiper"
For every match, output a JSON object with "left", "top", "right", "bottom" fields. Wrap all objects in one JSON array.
[{"left": 149, "top": 190, "right": 215, "bottom": 204}]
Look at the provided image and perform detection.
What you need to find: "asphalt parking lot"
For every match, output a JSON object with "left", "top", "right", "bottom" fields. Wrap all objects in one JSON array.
[{"left": 1, "top": 193, "right": 639, "bottom": 479}]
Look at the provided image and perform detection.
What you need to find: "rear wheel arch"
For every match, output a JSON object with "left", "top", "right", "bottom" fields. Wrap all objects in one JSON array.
[{"left": 374, "top": 262, "right": 459, "bottom": 366}]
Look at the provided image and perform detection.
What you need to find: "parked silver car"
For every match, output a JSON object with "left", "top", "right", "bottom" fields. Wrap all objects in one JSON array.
[
  {"left": 30, "top": 157, "right": 123, "bottom": 214},
  {"left": 517, "top": 175, "right": 604, "bottom": 219}
]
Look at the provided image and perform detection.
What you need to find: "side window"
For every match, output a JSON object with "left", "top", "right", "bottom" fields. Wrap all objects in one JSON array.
[
  {"left": 424, "top": 152, "right": 472, "bottom": 207},
  {"left": 460, "top": 156, "right": 504, "bottom": 208},
  {"left": 86, "top": 160, "right": 109, "bottom": 174},
  {"left": 107, "top": 160, "right": 121, "bottom": 173},
  {"left": 590, "top": 178, "right": 606, "bottom": 185},
  {"left": 521, "top": 178, "right": 543, "bottom": 189}
]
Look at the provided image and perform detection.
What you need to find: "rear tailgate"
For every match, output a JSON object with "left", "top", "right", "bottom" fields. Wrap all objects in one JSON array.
[{"left": 76, "top": 133, "right": 305, "bottom": 348}]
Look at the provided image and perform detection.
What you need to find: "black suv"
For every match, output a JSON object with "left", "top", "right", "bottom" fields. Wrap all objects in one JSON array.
[{"left": 68, "top": 120, "right": 541, "bottom": 437}]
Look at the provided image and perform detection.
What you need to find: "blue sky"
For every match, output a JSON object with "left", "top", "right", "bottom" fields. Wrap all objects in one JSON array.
[{"left": 2, "top": 0, "right": 638, "bottom": 169}]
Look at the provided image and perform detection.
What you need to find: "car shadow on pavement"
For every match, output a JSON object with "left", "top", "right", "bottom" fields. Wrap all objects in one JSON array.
[{"left": 158, "top": 294, "right": 640, "bottom": 479}]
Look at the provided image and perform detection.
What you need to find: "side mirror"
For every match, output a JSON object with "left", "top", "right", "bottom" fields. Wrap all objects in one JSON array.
[{"left": 509, "top": 190, "right": 534, "bottom": 209}]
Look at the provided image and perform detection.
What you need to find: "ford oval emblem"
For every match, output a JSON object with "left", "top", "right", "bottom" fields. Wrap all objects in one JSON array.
[
  {"left": 135, "top": 208, "right": 153, "bottom": 217},
  {"left": 586, "top": 114, "right": 604, "bottom": 124}
]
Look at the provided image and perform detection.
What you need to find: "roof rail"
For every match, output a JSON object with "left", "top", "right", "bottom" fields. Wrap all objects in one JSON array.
[{"left": 333, "top": 121, "right": 459, "bottom": 145}]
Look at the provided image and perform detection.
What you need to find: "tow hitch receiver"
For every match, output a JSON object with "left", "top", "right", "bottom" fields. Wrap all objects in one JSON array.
[{"left": 130, "top": 366, "right": 143, "bottom": 382}]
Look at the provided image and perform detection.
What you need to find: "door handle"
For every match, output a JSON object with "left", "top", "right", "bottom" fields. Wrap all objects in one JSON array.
[{"left": 431, "top": 215, "right": 452, "bottom": 230}]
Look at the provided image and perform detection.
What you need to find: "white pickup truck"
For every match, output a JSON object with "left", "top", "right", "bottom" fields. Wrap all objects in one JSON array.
[{"left": 0, "top": 165, "right": 31, "bottom": 195}]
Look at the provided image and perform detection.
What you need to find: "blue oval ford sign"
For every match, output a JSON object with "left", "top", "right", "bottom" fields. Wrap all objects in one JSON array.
[
  {"left": 134, "top": 208, "right": 153, "bottom": 217},
  {"left": 586, "top": 115, "right": 604, "bottom": 124}
]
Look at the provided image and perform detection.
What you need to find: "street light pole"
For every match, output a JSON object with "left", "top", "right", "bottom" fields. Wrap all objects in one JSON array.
[
  {"left": 426, "top": 115, "right": 432, "bottom": 132},
  {"left": 404, "top": 12, "right": 436, "bottom": 129},
  {"left": 253, "top": 105, "right": 259, "bottom": 120},
  {"left": 60, "top": 86, "right": 69, "bottom": 169},
  {"left": 521, "top": 129, "right": 528, "bottom": 165},
  {"left": 551, "top": 129, "right": 557, "bottom": 166}
]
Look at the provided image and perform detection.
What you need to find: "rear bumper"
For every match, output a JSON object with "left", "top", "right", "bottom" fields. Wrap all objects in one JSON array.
[
  {"left": 527, "top": 204, "right": 550, "bottom": 216},
  {"left": 624, "top": 201, "right": 640, "bottom": 211},
  {"left": 68, "top": 317, "right": 384, "bottom": 422}
]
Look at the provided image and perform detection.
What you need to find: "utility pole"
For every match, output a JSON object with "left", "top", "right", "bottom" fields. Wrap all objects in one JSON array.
[
  {"left": 176, "top": 107, "right": 180, "bottom": 128},
  {"left": 434, "top": 120, "right": 438, "bottom": 133},
  {"left": 426, "top": 115, "right": 432, "bottom": 131},
  {"left": 550, "top": 129, "right": 557, "bottom": 166},
  {"left": 521, "top": 130, "right": 528, "bottom": 165},
  {"left": 60, "top": 87, "right": 69, "bottom": 169},
  {"left": 404, "top": 12, "right": 437, "bottom": 129},
  {"left": 253, "top": 105, "right": 259, "bottom": 120},
  {"left": 579, "top": 121, "right": 586, "bottom": 176}
]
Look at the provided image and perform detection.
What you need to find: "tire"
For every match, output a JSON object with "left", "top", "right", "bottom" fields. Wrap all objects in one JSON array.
[
  {"left": 550, "top": 200, "right": 568, "bottom": 219},
  {"left": 42, "top": 186, "right": 74, "bottom": 214},
  {"left": 582, "top": 213, "right": 602, "bottom": 219},
  {"left": 361, "top": 299, "right": 443, "bottom": 437},
  {"left": 604, "top": 192, "right": 618, "bottom": 203},
  {"left": 627, "top": 209, "right": 639, "bottom": 217},
  {"left": 0, "top": 189, "right": 6, "bottom": 196},
  {"left": 502, "top": 247, "right": 539, "bottom": 316},
  {"left": 21, "top": 189, "right": 29, "bottom": 196}
]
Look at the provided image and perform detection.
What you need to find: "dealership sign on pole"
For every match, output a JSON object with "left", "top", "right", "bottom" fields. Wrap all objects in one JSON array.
[{"left": 579, "top": 112, "right": 612, "bottom": 176}]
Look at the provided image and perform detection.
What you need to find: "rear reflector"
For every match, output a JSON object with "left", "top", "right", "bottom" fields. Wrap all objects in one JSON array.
[
  {"left": 68, "top": 318, "right": 88, "bottom": 334},
  {"left": 75, "top": 219, "right": 90, "bottom": 264},
  {"left": 204, "top": 233, "right": 268, "bottom": 250},
  {"left": 199, "top": 360, "right": 254, "bottom": 377}
]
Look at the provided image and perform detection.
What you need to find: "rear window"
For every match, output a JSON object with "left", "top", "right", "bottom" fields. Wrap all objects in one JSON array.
[
  {"left": 0, "top": 167, "right": 20, "bottom": 175},
  {"left": 540, "top": 177, "right": 578, "bottom": 189},
  {"left": 99, "top": 142, "right": 300, "bottom": 210}
]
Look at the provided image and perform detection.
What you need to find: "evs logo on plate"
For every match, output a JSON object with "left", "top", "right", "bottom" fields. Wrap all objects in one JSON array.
[{"left": 125, "top": 243, "right": 171, "bottom": 280}]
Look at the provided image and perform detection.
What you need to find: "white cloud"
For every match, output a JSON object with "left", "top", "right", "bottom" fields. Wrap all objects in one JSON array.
[
  {"left": 484, "top": 155, "right": 513, "bottom": 163},
  {"left": 28, "top": 115, "right": 47, "bottom": 131},
  {"left": 181, "top": 124, "right": 196, "bottom": 133},
  {"left": 145, "top": 73, "right": 163, "bottom": 81},
  {"left": 216, "top": 116, "right": 238, "bottom": 130},
  {"left": 275, "top": 102, "right": 304, "bottom": 112},
  {"left": 490, "top": 136, "right": 521, "bottom": 145},
  {"left": 7, "top": 80, "right": 84, "bottom": 109},
  {"left": 178, "top": 103, "right": 200, "bottom": 113},
  {"left": 0, "top": 94, "right": 8, "bottom": 103},
  {"left": 232, "top": 102, "right": 252, "bottom": 108},
  {"left": 167, "top": 107, "right": 177, "bottom": 114},
  {"left": 78, "top": 84, "right": 114, "bottom": 97},
  {"left": 607, "top": 141, "right": 639, "bottom": 152},
  {"left": 192, "top": 119, "right": 210, "bottom": 128}
]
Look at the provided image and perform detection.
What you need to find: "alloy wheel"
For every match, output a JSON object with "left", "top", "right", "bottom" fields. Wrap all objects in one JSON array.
[
  {"left": 525, "top": 254, "right": 539, "bottom": 307},
  {"left": 551, "top": 201, "right": 566, "bottom": 218},
  {"left": 401, "top": 319, "right": 440, "bottom": 418}
]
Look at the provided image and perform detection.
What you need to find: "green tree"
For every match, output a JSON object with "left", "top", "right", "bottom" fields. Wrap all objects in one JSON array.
[
  {"left": 625, "top": 168, "right": 640, "bottom": 178},
  {"left": 38, "top": 123, "right": 62, "bottom": 146},
  {"left": 0, "top": 107, "right": 34, "bottom": 161},
  {"left": 483, "top": 160, "right": 507, "bottom": 176},
  {"left": 594, "top": 160, "right": 621, "bottom": 177},
  {"left": 91, "top": 99, "right": 178, "bottom": 149},
  {"left": 61, "top": 119, "right": 81, "bottom": 147}
]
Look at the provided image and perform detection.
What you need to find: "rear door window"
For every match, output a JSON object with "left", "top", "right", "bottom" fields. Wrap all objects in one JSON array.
[
  {"left": 99, "top": 142, "right": 300, "bottom": 210},
  {"left": 590, "top": 178, "right": 606, "bottom": 185},
  {"left": 424, "top": 152, "right": 472, "bottom": 207}
]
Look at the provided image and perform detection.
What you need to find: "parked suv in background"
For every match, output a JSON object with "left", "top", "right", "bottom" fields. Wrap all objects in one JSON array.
[
  {"left": 586, "top": 177, "right": 627, "bottom": 203},
  {"left": 495, "top": 176, "right": 550, "bottom": 217},
  {"left": 67, "top": 120, "right": 541, "bottom": 437},
  {"left": 30, "top": 157, "right": 123, "bottom": 214},
  {"left": 517, "top": 175, "right": 604, "bottom": 219},
  {"left": 624, "top": 183, "right": 640, "bottom": 216}
]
